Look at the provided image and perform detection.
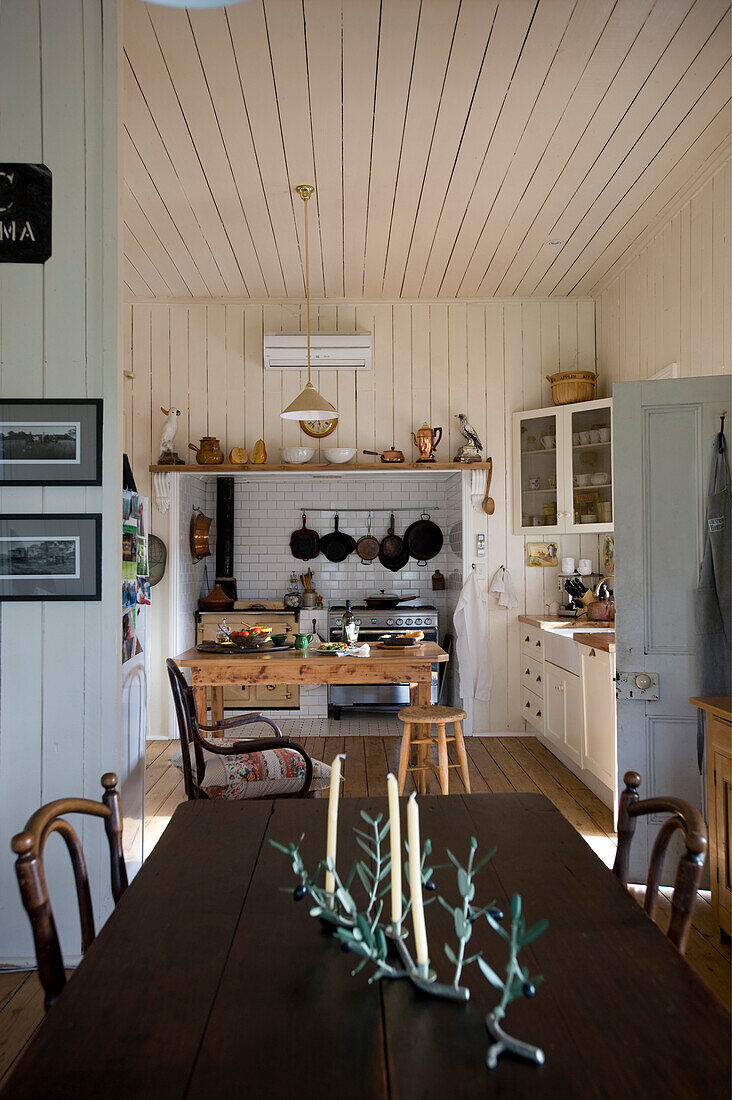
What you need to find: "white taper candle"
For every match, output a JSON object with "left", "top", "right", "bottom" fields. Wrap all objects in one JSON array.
[
  {"left": 407, "top": 792, "right": 429, "bottom": 969},
  {"left": 324, "top": 753, "right": 344, "bottom": 903},
  {"left": 386, "top": 773, "right": 402, "bottom": 928}
]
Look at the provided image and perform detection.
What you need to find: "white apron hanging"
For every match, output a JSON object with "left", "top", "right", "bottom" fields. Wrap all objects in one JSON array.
[{"left": 453, "top": 571, "right": 493, "bottom": 703}]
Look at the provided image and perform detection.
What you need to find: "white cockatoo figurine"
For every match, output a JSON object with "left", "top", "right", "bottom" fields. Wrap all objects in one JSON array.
[
  {"left": 454, "top": 412, "right": 484, "bottom": 462},
  {"left": 157, "top": 406, "right": 182, "bottom": 464}
]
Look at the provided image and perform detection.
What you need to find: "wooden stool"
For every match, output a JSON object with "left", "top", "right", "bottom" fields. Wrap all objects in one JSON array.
[{"left": 396, "top": 705, "right": 471, "bottom": 795}]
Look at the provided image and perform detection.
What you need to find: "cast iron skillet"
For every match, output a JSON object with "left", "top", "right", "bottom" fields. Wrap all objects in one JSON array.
[
  {"left": 404, "top": 512, "right": 443, "bottom": 566},
  {"left": 290, "top": 514, "right": 319, "bottom": 560},
  {"left": 319, "top": 515, "right": 356, "bottom": 563},
  {"left": 379, "top": 513, "right": 408, "bottom": 572}
]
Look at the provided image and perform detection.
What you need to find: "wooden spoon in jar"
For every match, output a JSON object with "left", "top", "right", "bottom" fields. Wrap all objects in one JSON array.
[{"left": 482, "top": 458, "right": 495, "bottom": 515}]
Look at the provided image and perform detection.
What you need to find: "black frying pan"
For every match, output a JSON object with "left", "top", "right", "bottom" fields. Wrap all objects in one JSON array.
[
  {"left": 404, "top": 512, "right": 443, "bottom": 566},
  {"left": 379, "top": 514, "right": 408, "bottom": 572},
  {"left": 319, "top": 515, "right": 356, "bottom": 563},
  {"left": 290, "top": 514, "right": 319, "bottom": 560}
]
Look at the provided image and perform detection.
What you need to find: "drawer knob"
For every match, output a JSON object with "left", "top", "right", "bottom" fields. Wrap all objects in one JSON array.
[
  {"left": 525, "top": 701, "right": 531, "bottom": 709},
  {"left": 537, "top": 709, "right": 542, "bottom": 717}
]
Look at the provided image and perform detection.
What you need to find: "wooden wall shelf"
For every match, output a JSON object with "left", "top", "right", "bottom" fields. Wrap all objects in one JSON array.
[{"left": 149, "top": 461, "right": 491, "bottom": 474}]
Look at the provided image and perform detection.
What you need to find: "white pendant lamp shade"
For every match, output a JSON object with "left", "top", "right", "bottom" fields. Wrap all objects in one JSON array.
[
  {"left": 281, "top": 185, "right": 338, "bottom": 422},
  {"left": 280, "top": 382, "right": 337, "bottom": 420}
]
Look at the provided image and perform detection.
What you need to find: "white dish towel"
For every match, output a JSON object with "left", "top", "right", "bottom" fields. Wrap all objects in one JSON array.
[
  {"left": 453, "top": 571, "right": 492, "bottom": 703},
  {"left": 489, "top": 565, "right": 519, "bottom": 610}
]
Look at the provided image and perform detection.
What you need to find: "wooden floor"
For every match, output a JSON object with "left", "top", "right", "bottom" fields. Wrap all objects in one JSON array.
[{"left": 2, "top": 734, "right": 729, "bottom": 1089}]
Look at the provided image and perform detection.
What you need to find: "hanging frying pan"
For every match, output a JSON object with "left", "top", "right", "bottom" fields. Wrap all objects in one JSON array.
[
  {"left": 290, "top": 514, "right": 319, "bottom": 560},
  {"left": 356, "top": 513, "right": 380, "bottom": 564},
  {"left": 404, "top": 512, "right": 443, "bottom": 566},
  {"left": 379, "top": 513, "right": 409, "bottom": 572},
  {"left": 319, "top": 515, "right": 356, "bottom": 563}
]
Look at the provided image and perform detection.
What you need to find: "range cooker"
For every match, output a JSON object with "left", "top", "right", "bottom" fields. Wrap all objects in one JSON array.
[{"left": 327, "top": 603, "right": 439, "bottom": 718}]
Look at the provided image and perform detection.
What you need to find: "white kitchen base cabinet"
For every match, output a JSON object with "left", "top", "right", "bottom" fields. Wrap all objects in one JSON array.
[
  {"left": 580, "top": 646, "right": 617, "bottom": 793},
  {"left": 519, "top": 623, "right": 617, "bottom": 813},
  {"left": 544, "top": 661, "right": 583, "bottom": 768}
]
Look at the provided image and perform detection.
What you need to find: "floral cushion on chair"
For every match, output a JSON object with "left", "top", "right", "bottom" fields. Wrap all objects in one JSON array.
[{"left": 173, "top": 739, "right": 331, "bottom": 798}]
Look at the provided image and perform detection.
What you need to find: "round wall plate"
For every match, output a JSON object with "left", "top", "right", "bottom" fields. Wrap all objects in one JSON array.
[{"left": 300, "top": 417, "right": 338, "bottom": 439}]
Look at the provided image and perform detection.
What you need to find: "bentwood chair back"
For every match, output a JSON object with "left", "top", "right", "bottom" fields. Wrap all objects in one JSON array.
[
  {"left": 11, "top": 774, "right": 128, "bottom": 1011},
  {"left": 613, "top": 771, "right": 707, "bottom": 955}
]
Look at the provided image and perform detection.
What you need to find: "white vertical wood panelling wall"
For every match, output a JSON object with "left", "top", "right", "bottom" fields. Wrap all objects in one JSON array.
[
  {"left": 595, "top": 158, "right": 731, "bottom": 387},
  {"left": 0, "top": 0, "right": 121, "bottom": 965},
  {"left": 124, "top": 298, "right": 595, "bottom": 736}
]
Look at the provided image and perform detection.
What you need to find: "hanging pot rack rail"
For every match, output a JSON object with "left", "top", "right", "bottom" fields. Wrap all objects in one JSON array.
[{"left": 301, "top": 507, "right": 441, "bottom": 514}]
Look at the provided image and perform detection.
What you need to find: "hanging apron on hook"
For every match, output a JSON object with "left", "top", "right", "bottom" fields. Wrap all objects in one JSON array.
[{"left": 694, "top": 420, "right": 731, "bottom": 769}]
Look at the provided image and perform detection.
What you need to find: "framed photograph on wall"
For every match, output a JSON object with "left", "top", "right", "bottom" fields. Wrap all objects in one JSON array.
[
  {"left": 0, "top": 514, "right": 102, "bottom": 601},
  {"left": 0, "top": 399, "right": 102, "bottom": 485}
]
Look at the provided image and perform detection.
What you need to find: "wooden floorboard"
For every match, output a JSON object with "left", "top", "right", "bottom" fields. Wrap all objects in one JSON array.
[{"left": 2, "top": 733, "right": 728, "bottom": 1087}]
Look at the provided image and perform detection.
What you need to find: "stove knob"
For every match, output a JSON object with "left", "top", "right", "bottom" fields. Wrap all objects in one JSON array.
[
  {"left": 386, "top": 618, "right": 394, "bottom": 626},
  {"left": 404, "top": 618, "right": 413, "bottom": 626},
  {"left": 414, "top": 617, "right": 423, "bottom": 625},
  {"left": 395, "top": 618, "right": 403, "bottom": 626}
]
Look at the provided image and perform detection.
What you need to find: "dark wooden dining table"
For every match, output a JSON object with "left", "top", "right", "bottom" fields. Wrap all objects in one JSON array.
[{"left": 6, "top": 794, "right": 730, "bottom": 1098}]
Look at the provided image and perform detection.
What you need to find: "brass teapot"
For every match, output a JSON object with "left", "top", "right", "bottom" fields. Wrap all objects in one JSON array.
[
  {"left": 188, "top": 436, "right": 224, "bottom": 465},
  {"left": 411, "top": 424, "right": 442, "bottom": 463}
]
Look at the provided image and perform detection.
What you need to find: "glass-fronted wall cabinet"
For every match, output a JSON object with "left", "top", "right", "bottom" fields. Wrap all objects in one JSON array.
[{"left": 513, "top": 398, "right": 613, "bottom": 535}]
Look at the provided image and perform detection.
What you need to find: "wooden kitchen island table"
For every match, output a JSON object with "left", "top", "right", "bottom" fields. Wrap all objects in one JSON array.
[
  {"left": 174, "top": 641, "right": 449, "bottom": 791},
  {"left": 6, "top": 794, "right": 730, "bottom": 1099}
]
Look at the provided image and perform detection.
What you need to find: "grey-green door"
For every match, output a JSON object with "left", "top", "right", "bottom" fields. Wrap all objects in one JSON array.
[{"left": 614, "top": 375, "right": 731, "bottom": 882}]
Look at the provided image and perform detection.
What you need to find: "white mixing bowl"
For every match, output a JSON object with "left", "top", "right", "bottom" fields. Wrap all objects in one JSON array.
[
  {"left": 323, "top": 447, "right": 357, "bottom": 464},
  {"left": 280, "top": 447, "right": 314, "bottom": 464}
]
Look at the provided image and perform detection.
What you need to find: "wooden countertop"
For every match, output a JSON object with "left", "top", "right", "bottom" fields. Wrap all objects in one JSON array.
[
  {"left": 689, "top": 696, "right": 732, "bottom": 722},
  {"left": 518, "top": 614, "right": 615, "bottom": 631},
  {"left": 574, "top": 632, "right": 616, "bottom": 653}
]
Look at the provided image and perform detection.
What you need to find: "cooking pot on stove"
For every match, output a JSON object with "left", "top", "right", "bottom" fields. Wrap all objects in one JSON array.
[{"left": 364, "top": 592, "right": 407, "bottom": 609}]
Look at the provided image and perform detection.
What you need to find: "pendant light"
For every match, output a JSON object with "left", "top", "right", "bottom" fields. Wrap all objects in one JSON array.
[{"left": 280, "top": 185, "right": 338, "bottom": 421}]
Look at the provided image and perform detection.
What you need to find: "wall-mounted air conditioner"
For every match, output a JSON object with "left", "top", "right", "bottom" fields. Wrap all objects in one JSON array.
[{"left": 264, "top": 332, "right": 372, "bottom": 371}]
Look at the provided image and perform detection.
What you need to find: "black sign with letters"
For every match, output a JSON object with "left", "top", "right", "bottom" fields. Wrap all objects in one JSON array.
[{"left": 0, "top": 163, "right": 52, "bottom": 264}]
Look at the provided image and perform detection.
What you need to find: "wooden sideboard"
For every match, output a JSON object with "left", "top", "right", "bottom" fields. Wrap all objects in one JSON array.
[{"left": 691, "top": 696, "right": 732, "bottom": 941}]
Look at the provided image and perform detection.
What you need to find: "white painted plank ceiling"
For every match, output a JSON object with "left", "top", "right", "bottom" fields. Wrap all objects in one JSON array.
[{"left": 123, "top": 0, "right": 731, "bottom": 300}]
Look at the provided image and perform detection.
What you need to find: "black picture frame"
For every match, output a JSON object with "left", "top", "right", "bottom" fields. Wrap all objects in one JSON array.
[
  {"left": 0, "top": 399, "right": 102, "bottom": 486},
  {"left": 0, "top": 514, "right": 102, "bottom": 602}
]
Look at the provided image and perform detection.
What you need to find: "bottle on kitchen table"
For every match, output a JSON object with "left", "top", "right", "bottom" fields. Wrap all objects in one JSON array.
[{"left": 341, "top": 600, "right": 359, "bottom": 647}]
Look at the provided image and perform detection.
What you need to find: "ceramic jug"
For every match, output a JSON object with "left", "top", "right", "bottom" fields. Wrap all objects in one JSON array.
[
  {"left": 188, "top": 437, "right": 224, "bottom": 465},
  {"left": 411, "top": 424, "right": 442, "bottom": 462}
]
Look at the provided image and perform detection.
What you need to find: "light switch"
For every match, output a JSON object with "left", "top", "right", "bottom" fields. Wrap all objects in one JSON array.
[{"left": 476, "top": 533, "right": 485, "bottom": 557}]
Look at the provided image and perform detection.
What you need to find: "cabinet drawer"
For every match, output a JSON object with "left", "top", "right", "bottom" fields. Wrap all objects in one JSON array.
[
  {"left": 253, "top": 683, "right": 299, "bottom": 707},
  {"left": 520, "top": 625, "right": 544, "bottom": 660},
  {"left": 521, "top": 655, "right": 544, "bottom": 695},
  {"left": 520, "top": 686, "right": 544, "bottom": 734}
]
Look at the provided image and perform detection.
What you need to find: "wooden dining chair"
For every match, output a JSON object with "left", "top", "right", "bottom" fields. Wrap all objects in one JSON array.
[
  {"left": 613, "top": 771, "right": 707, "bottom": 955},
  {"left": 11, "top": 773, "right": 128, "bottom": 1011},
  {"left": 166, "top": 659, "right": 316, "bottom": 799}
]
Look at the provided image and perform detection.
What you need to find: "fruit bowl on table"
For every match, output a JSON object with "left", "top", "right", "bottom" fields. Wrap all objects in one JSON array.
[{"left": 229, "top": 627, "right": 273, "bottom": 649}]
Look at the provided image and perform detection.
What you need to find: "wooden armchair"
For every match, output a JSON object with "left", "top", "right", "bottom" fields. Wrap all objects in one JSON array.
[
  {"left": 166, "top": 659, "right": 314, "bottom": 799},
  {"left": 613, "top": 771, "right": 707, "bottom": 955},
  {"left": 11, "top": 773, "right": 128, "bottom": 1011}
]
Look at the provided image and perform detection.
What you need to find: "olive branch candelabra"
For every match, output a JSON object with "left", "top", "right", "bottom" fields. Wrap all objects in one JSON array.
[{"left": 271, "top": 783, "right": 548, "bottom": 1069}]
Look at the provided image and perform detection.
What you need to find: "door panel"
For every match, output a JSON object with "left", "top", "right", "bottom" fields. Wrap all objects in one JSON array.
[{"left": 614, "top": 376, "right": 730, "bottom": 881}]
